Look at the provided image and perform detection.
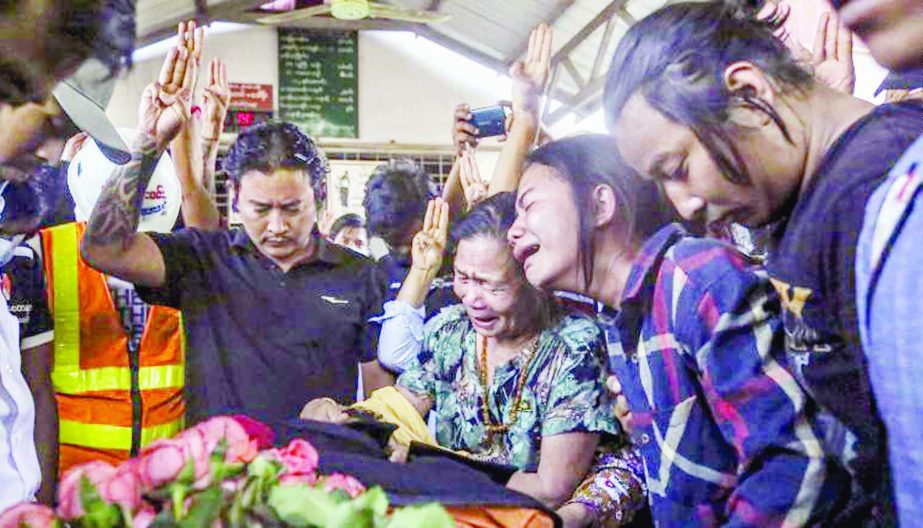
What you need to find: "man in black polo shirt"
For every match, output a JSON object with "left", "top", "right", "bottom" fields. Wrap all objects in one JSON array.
[{"left": 80, "top": 90, "right": 390, "bottom": 427}]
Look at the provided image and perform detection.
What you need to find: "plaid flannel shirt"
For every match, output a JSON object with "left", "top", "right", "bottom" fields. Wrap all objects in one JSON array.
[{"left": 599, "top": 224, "right": 846, "bottom": 527}]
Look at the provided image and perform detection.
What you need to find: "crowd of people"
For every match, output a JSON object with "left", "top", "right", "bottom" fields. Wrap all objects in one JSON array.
[{"left": 1, "top": 0, "right": 923, "bottom": 526}]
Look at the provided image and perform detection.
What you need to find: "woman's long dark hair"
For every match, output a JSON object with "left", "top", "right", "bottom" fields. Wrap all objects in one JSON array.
[{"left": 603, "top": 1, "right": 813, "bottom": 185}]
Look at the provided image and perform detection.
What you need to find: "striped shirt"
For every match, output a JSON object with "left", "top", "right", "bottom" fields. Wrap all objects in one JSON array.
[{"left": 599, "top": 224, "right": 846, "bottom": 526}]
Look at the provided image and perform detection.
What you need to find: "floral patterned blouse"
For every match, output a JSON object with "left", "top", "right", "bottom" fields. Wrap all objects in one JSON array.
[{"left": 396, "top": 304, "right": 618, "bottom": 471}]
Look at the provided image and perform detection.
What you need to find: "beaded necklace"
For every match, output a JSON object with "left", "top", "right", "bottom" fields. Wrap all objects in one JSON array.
[{"left": 478, "top": 334, "right": 540, "bottom": 442}]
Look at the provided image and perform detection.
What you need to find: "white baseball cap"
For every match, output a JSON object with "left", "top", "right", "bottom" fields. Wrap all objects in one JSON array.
[
  {"left": 53, "top": 79, "right": 131, "bottom": 164},
  {"left": 68, "top": 128, "right": 181, "bottom": 233}
]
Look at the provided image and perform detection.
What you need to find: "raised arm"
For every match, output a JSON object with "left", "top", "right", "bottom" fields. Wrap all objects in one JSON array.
[
  {"left": 374, "top": 199, "right": 450, "bottom": 372},
  {"left": 768, "top": 2, "right": 855, "bottom": 94},
  {"left": 487, "top": 22, "right": 552, "bottom": 195},
  {"left": 396, "top": 197, "right": 450, "bottom": 309},
  {"left": 200, "top": 58, "right": 231, "bottom": 210},
  {"left": 169, "top": 21, "right": 221, "bottom": 230},
  {"left": 80, "top": 47, "right": 193, "bottom": 287},
  {"left": 458, "top": 150, "right": 488, "bottom": 210},
  {"left": 443, "top": 103, "right": 476, "bottom": 221}
]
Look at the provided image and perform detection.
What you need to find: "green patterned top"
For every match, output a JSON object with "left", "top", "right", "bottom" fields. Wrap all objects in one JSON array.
[{"left": 397, "top": 304, "right": 618, "bottom": 470}]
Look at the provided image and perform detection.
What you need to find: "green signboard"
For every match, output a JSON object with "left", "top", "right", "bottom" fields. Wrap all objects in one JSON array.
[{"left": 278, "top": 29, "right": 358, "bottom": 138}]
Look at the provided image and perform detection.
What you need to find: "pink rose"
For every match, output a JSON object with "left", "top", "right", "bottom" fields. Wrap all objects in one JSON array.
[
  {"left": 277, "top": 439, "right": 319, "bottom": 477},
  {"left": 191, "top": 416, "right": 258, "bottom": 465},
  {"left": 278, "top": 473, "right": 318, "bottom": 487},
  {"left": 136, "top": 439, "right": 189, "bottom": 490},
  {"left": 322, "top": 473, "right": 366, "bottom": 498},
  {"left": 98, "top": 462, "right": 143, "bottom": 512},
  {"left": 131, "top": 503, "right": 156, "bottom": 528},
  {"left": 230, "top": 415, "right": 275, "bottom": 449},
  {"left": 175, "top": 427, "right": 212, "bottom": 487},
  {"left": 0, "top": 503, "right": 57, "bottom": 528},
  {"left": 57, "top": 461, "right": 117, "bottom": 519}
]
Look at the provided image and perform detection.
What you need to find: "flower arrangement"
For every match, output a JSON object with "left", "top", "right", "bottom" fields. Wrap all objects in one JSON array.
[{"left": 0, "top": 416, "right": 453, "bottom": 528}]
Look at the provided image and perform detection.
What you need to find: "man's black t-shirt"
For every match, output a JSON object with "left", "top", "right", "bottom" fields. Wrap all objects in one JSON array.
[
  {"left": 767, "top": 101, "right": 923, "bottom": 517},
  {"left": 137, "top": 228, "right": 388, "bottom": 427}
]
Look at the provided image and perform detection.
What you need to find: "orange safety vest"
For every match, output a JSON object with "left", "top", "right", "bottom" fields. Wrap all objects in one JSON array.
[{"left": 41, "top": 222, "right": 185, "bottom": 473}]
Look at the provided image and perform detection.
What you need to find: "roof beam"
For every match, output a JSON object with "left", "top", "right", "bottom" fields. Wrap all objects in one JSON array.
[
  {"left": 589, "top": 16, "right": 616, "bottom": 81},
  {"left": 561, "top": 57, "right": 585, "bottom": 89},
  {"left": 545, "top": 73, "right": 606, "bottom": 125},
  {"left": 616, "top": 5, "right": 636, "bottom": 25},
  {"left": 414, "top": 26, "right": 510, "bottom": 76},
  {"left": 502, "top": 0, "right": 578, "bottom": 66},
  {"left": 551, "top": 0, "right": 624, "bottom": 63}
]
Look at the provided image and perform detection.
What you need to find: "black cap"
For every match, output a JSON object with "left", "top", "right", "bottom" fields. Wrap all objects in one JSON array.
[
  {"left": 875, "top": 69, "right": 923, "bottom": 96},
  {"left": 52, "top": 79, "right": 131, "bottom": 164}
]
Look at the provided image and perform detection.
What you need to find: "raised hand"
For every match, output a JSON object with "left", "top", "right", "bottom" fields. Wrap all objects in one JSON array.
[
  {"left": 811, "top": 12, "right": 855, "bottom": 94},
  {"left": 60, "top": 132, "right": 89, "bottom": 163},
  {"left": 453, "top": 103, "right": 478, "bottom": 155},
  {"left": 202, "top": 58, "right": 231, "bottom": 141},
  {"left": 509, "top": 22, "right": 552, "bottom": 116},
  {"left": 768, "top": 3, "right": 855, "bottom": 95},
  {"left": 176, "top": 20, "right": 205, "bottom": 95},
  {"left": 458, "top": 150, "right": 487, "bottom": 210},
  {"left": 138, "top": 47, "right": 193, "bottom": 149},
  {"left": 411, "top": 197, "right": 450, "bottom": 276},
  {"left": 317, "top": 208, "right": 336, "bottom": 238}
]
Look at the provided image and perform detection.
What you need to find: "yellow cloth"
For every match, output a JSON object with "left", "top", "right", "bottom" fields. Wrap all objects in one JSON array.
[{"left": 351, "top": 387, "right": 437, "bottom": 447}]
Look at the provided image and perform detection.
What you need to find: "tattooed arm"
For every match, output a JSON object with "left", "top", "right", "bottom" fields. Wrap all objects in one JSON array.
[
  {"left": 80, "top": 133, "right": 171, "bottom": 287},
  {"left": 81, "top": 49, "right": 193, "bottom": 287}
]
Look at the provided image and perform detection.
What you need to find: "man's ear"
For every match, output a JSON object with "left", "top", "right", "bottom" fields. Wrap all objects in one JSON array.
[
  {"left": 723, "top": 61, "right": 777, "bottom": 129},
  {"left": 592, "top": 183, "right": 619, "bottom": 229}
]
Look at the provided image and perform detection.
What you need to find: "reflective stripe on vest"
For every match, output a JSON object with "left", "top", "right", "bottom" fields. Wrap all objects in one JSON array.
[
  {"left": 43, "top": 222, "right": 185, "bottom": 454},
  {"left": 49, "top": 223, "right": 80, "bottom": 371},
  {"left": 59, "top": 418, "right": 184, "bottom": 451},
  {"left": 52, "top": 364, "right": 184, "bottom": 394}
]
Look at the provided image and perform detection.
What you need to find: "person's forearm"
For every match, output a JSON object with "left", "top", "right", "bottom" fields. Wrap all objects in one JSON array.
[
  {"left": 361, "top": 361, "right": 396, "bottom": 397},
  {"left": 441, "top": 161, "right": 466, "bottom": 220},
  {"left": 395, "top": 267, "right": 438, "bottom": 309},
  {"left": 33, "top": 392, "right": 58, "bottom": 504},
  {"left": 22, "top": 343, "right": 58, "bottom": 505},
  {"left": 79, "top": 128, "right": 171, "bottom": 283},
  {"left": 172, "top": 125, "right": 220, "bottom": 230},
  {"left": 85, "top": 134, "right": 164, "bottom": 245},
  {"left": 488, "top": 113, "right": 539, "bottom": 196},
  {"left": 202, "top": 138, "right": 219, "bottom": 198},
  {"left": 507, "top": 471, "right": 573, "bottom": 508}
]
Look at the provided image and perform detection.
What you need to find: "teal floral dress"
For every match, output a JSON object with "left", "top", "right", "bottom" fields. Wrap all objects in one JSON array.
[{"left": 396, "top": 305, "right": 648, "bottom": 526}]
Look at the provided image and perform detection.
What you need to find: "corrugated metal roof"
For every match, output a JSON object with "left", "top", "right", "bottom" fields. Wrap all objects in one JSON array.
[{"left": 132, "top": 0, "right": 670, "bottom": 122}]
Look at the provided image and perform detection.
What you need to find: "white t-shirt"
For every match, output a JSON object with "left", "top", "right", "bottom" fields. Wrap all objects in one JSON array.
[{"left": 0, "top": 294, "right": 40, "bottom": 513}]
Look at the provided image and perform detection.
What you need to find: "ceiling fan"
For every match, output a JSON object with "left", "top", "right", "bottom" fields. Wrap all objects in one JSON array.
[{"left": 256, "top": 0, "right": 451, "bottom": 25}]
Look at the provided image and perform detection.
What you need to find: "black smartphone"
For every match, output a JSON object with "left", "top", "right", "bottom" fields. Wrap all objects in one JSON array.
[{"left": 468, "top": 105, "right": 508, "bottom": 138}]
